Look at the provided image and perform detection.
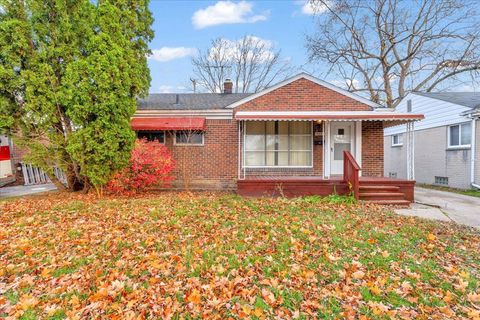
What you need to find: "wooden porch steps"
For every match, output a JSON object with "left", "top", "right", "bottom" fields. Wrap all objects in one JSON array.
[
  {"left": 362, "top": 199, "right": 411, "bottom": 206},
  {"left": 359, "top": 191, "right": 405, "bottom": 200},
  {"left": 358, "top": 182, "right": 413, "bottom": 206},
  {"left": 358, "top": 185, "right": 401, "bottom": 192}
]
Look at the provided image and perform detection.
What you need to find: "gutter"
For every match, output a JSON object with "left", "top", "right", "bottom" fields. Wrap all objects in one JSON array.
[
  {"left": 468, "top": 110, "right": 480, "bottom": 189},
  {"left": 472, "top": 118, "right": 479, "bottom": 189}
]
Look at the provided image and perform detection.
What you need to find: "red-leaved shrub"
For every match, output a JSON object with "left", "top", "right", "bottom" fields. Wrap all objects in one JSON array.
[{"left": 107, "top": 139, "right": 175, "bottom": 195}]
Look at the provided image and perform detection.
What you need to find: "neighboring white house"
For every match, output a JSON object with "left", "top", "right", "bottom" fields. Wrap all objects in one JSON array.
[{"left": 384, "top": 92, "right": 480, "bottom": 190}]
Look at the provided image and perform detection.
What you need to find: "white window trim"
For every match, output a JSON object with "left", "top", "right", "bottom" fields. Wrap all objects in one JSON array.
[
  {"left": 243, "top": 121, "right": 314, "bottom": 168},
  {"left": 447, "top": 123, "right": 471, "bottom": 149},
  {"left": 173, "top": 131, "right": 205, "bottom": 146},
  {"left": 391, "top": 134, "right": 403, "bottom": 147}
]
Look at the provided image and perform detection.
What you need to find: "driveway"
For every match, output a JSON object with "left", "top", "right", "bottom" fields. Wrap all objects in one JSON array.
[
  {"left": 0, "top": 183, "right": 57, "bottom": 199},
  {"left": 395, "top": 187, "right": 480, "bottom": 229}
]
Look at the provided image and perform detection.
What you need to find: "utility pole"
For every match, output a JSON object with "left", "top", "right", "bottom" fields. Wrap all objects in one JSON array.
[{"left": 189, "top": 78, "right": 197, "bottom": 93}]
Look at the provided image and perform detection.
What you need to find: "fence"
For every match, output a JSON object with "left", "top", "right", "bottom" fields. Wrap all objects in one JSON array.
[{"left": 21, "top": 163, "right": 68, "bottom": 186}]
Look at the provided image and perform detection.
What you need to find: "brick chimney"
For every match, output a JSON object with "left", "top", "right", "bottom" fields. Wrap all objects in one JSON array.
[{"left": 223, "top": 78, "right": 233, "bottom": 94}]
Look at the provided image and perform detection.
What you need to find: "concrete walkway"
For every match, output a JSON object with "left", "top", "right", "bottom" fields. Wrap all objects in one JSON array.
[
  {"left": 0, "top": 183, "right": 57, "bottom": 199},
  {"left": 395, "top": 187, "right": 480, "bottom": 229}
]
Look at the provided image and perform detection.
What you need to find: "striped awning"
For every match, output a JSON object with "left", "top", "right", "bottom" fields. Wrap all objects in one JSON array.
[{"left": 234, "top": 111, "right": 424, "bottom": 122}]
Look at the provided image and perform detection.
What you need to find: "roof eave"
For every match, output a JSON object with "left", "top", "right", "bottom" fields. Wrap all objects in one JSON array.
[{"left": 234, "top": 111, "right": 423, "bottom": 121}]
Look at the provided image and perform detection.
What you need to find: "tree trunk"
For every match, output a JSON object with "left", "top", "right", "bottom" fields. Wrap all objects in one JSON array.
[{"left": 64, "top": 164, "right": 85, "bottom": 191}]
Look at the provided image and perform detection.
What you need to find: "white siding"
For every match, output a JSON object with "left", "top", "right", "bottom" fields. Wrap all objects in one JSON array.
[{"left": 384, "top": 93, "right": 472, "bottom": 136}]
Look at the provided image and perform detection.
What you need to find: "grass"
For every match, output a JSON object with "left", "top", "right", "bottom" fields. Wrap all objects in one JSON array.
[
  {"left": 418, "top": 183, "right": 480, "bottom": 198},
  {"left": 0, "top": 192, "right": 479, "bottom": 319}
]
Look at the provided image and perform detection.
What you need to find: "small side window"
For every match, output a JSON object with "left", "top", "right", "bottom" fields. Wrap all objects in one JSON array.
[
  {"left": 435, "top": 176, "right": 448, "bottom": 186},
  {"left": 448, "top": 123, "right": 471, "bottom": 148},
  {"left": 407, "top": 99, "right": 412, "bottom": 112},
  {"left": 174, "top": 131, "right": 204, "bottom": 145},
  {"left": 391, "top": 134, "right": 403, "bottom": 147}
]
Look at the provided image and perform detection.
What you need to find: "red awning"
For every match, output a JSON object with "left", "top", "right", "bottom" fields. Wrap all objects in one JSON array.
[
  {"left": 0, "top": 146, "right": 10, "bottom": 161},
  {"left": 131, "top": 117, "right": 206, "bottom": 131}
]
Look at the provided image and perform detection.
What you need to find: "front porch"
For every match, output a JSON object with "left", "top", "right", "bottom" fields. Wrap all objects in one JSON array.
[
  {"left": 237, "top": 174, "right": 415, "bottom": 205},
  {"left": 235, "top": 114, "right": 419, "bottom": 204}
]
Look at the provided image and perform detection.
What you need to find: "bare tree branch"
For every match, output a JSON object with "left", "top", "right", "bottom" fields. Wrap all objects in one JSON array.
[
  {"left": 306, "top": 0, "right": 480, "bottom": 107},
  {"left": 192, "top": 36, "right": 295, "bottom": 93}
]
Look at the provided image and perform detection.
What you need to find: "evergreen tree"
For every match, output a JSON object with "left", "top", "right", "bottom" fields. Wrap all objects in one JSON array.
[{"left": 0, "top": 0, "right": 153, "bottom": 192}]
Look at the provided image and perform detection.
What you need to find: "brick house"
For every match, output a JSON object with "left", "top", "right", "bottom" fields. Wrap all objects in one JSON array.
[{"left": 133, "top": 73, "right": 423, "bottom": 204}]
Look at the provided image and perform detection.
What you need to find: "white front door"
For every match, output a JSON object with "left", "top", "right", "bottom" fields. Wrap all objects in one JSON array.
[{"left": 330, "top": 122, "right": 355, "bottom": 175}]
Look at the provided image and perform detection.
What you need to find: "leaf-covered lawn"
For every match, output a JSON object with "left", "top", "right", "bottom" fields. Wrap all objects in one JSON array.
[{"left": 0, "top": 193, "right": 479, "bottom": 319}]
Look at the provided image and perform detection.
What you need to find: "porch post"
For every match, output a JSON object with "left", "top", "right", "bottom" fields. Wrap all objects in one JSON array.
[
  {"left": 406, "top": 122, "right": 415, "bottom": 180},
  {"left": 238, "top": 120, "right": 246, "bottom": 180},
  {"left": 324, "top": 121, "right": 330, "bottom": 179}
]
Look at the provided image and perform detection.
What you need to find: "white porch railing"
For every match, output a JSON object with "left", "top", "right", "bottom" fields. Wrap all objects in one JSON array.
[{"left": 21, "top": 163, "right": 67, "bottom": 186}]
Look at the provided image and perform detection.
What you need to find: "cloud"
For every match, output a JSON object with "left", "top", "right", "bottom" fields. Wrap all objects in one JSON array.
[
  {"left": 296, "top": 0, "right": 328, "bottom": 15},
  {"left": 158, "top": 85, "right": 188, "bottom": 93},
  {"left": 331, "top": 78, "right": 360, "bottom": 89},
  {"left": 208, "top": 36, "right": 275, "bottom": 63},
  {"left": 192, "top": 1, "right": 268, "bottom": 29},
  {"left": 148, "top": 47, "right": 197, "bottom": 62}
]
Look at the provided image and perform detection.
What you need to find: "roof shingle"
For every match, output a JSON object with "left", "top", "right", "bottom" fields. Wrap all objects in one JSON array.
[{"left": 137, "top": 93, "right": 252, "bottom": 110}]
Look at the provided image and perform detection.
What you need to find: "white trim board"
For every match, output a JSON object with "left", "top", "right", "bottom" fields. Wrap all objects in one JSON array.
[
  {"left": 225, "top": 73, "right": 383, "bottom": 109},
  {"left": 134, "top": 109, "right": 233, "bottom": 120}
]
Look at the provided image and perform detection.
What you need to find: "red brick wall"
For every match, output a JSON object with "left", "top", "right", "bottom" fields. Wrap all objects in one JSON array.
[
  {"left": 235, "top": 78, "right": 372, "bottom": 112},
  {"left": 162, "top": 120, "right": 386, "bottom": 189},
  {"left": 362, "top": 121, "right": 384, "bottom": 177},
  {"left": 165, "top": 119, "right": 238, "bottom": 190},
  {"left": 164, "top": 120, "right": 326, "bottom": 187}
]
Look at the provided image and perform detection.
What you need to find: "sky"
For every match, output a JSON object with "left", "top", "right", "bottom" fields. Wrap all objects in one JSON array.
[
  {"left": 148, "top": 0, "right": 320, "bottom": 93},
  {"left": 147, "top": 0, "right": 479, "bottom": 95}
]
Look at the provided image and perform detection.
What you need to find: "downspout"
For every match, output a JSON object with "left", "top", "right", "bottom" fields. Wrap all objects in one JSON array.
[
  {"left": 322, "top": 121, "right": 325, "bottom": 179},
  {"left": 411, "top": 121, "right": 415, "bottom": 180},
  {"left": 470, "top": 116, "right": 480, "bottom": 189},
  {"left": 237, "top": 120, "right": 242, "bottom": 180}
]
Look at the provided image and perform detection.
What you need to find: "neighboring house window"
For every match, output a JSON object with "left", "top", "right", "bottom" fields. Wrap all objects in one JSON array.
[
  {"left": 174, "top": 131, "right": 204, "bottom": 145},
  {"left": 407, "top": 99, "right": 412, "bottom": 112},
  {"left": 448, "top": 123, "right": 471, "bottom": 148},
  {"left": 391, "top": 134, "right": 403, "bottom": 147},
  {"left": 244, "top": 121, "right": 312, "bottom": 167},
  {"left": 137, "top": 131, "right": 165, "bottom": 143},
  {"left": 435, "top": 176, "right": 448, "bottom": 185}
]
